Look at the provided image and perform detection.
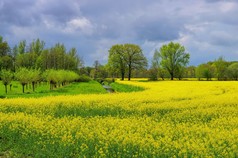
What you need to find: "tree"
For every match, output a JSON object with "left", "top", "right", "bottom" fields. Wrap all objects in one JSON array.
[
  {"left": 18, "top": 40, "right": 27, "bottom": 54},
  {"left": 29, "top": 38, "right": 45, "bottom": 56},
  {"left": 185, "top": 66, "right": 196, "bottom": 78},
  {"left": 43, "top": 69, "right": 79, "bottom": 90},
  {"left": 124, "top": 44, "right": 147, "bottom": 81},
  {"left": 0, "top": 36, "right": 10, "bottom": 57},
  {"left": 213, "top": 56, "right": 228, "bottom": 80},
  {"left": 108, "top": 45, "right": 127, "bottom": 80},
  {"left": 15, "top": 68, "right": 30, "bottom": 93},
  {"left": 66, "top": 48, "right": 82, "bottom": 70},
  {"left": 149, "top": 49, "right": 160, "bottom": 80},
  {"left": 176, "top": 65, "right": 185, "bottom": 80},
  {"left": 159, "top": 42, "right": 190, "bottom": 80},
  {"left": 158, "top": 67, "right": 167, "bottom": 80},
  {"left": 196, "top": 63, "right": 214, "bottom": 81},
  {"left": 0, "top": 55, "right": 14, "bottom": 71},
  {"left": 29, "top": 69, "right": 41, "bottom": 92},
  {"left": 93, "top": 60, "right": 100, "bottom": 80},
  {"left": 1, "top": 69, "right": 13, "bottom": 94},
  {"left": 0, "top": 36, "right": 12, "bottom": 71},
  {"left": 226, "top": 62, "right": 238, "bottom": 80},
  {"left": 108, "top": 44, "right": 147, "bottom": 81}
]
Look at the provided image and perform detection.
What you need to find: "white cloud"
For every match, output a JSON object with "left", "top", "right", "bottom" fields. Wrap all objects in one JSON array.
[
  {"left": 64, "top": 17, "right": 94, "bottom": 35},
  {"left": 219, "top": 1, "right": 236, "bottom": 12}
]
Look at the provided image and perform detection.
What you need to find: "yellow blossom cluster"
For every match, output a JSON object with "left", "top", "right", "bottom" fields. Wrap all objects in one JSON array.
[{"left": 0, "top": 80, "right": 237, "bottom": 157}]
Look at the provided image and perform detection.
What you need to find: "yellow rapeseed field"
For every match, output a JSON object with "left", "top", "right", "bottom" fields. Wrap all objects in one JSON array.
[{"left": 0, "top": 80, "right": 237, "bottom": 157}]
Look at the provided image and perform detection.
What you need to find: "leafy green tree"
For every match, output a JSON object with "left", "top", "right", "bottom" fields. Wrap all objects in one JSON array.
[
  {"left": 37, "top": 45, "right": 82, "bottom": 71},
  {"left": 93, "top": 60, "right": 100, "bottom": 80},
  {"left": 159, "top": 42, "right": 190, "bottom": 80},
  {"left": 158, "top": 67, "right": 167, "bottom": 80},
  {"left": 66, "top": 48, "right": 82, "bottom": 70},
  {"left": 185, "top": 66, "right": 196, "bottom": 78},
  {"left": 0, "top": 36, "right": 13, "bottom": 71},
  {"left": 213, "top": 56, "right": 228, "bottom": 80},
  {"left": 36, "top": 49, "right": 50, "bottom": 71},
  {"left": 29, "top": 38, "right": 45, "bottom": 56},
  {"left": 124, "top": 44, "right": 147, "bottom": 81},
  {"left": 0, "top": 36, "right": 10, "bottom": 57},
  {"left": 108, "top": 44, "right": 147, "bottom": 81},
  {"left": 0, "top": 55, "right": 14, "bottom": 71},
  {"left": 176, "top": 65, "right": 185, "bottom": 80},
  {"left": 29, "top": 69, "right": 41, "bottom": 92},
  {"left": 196, "top": 63, "right": 214, "bottom": 81},
  {"left": 15, "top": 68, "right": 30, "bottom": 93},
  {"left": 108, "top": 44, "right": 127, "bottom": 80},
  {"left": 43, "top": 69, "right": 79, "bottom": 90},
  {"left": 1, "top": 69, "right": 13, "bottom": 94},
  {"left": 12, "top": 45, "right": 18, "bottom": 72},
  {"left": 149, "top": 49, "right": 160, "bottom": 80},
  {"left": 226, "top": 62, "right": 238, "bottom": 80},
  {"left": 18, "top": 40, "right": 27, "bottom": 54},
  {"left": 43, "top": 69, "right": 58, "bottom": 90}
]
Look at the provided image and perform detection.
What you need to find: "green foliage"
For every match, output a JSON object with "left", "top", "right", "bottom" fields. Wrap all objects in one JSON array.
[
  {"left": 124, "top": 44, "right": 148, "bottom": 80},
  {"left": 0, "top": 36, "right": 10, "bottom": 57},
  {"left": 108, "top": 44, "right": 147, "bottom": 81},
  {"left": 29, "top": 38, "right": 45, "bottom": 55},
  {"left": 196, "top": 64, "right": 214, "bottom": 81},
  {"left": 18, "top": 40, "right": 26, "bottom": 54},
  {"left": 149, "top": 49, "right": 161, "bottom": 81},
  {"left": 77, "top": 75, "right": 92, "bottom": 82},
  {"left": 226, "top": 62, "right": 238, "bottom": 80},
  {"left": 0, "top": 81, "right": 106, "bottom": 98},
  {"left": 15, "top": 68, "right": 30, "bottom": 85},
  {"left": 184, "top": 66, "right": 196, "bottom": 78},
  {"left": 159, "top": 42, "right": 190, "bottom": 80},
  {"left": 15, "top": 68, "right": 31, "bottom": 93},
  {"left": 108, "top": 44, "right": 127, "bottom": 80},
  {"left": 0, "top": 36, "right": 12, "bottom": 71},
  {"left": 148, "top": 68, "right": 158, "bottom": 81},
  {"left": 0, "top": 69, "right": 13, "bottom": 94},
  {"left": 110, "top": 82, "right": 145, "bottom": 92},
  {"left": 29, "top": 69, "right": 41, "bottom": 92},
  {"left": 1, "top": 69, "right": 13, "bottom": 84},
  {"left": 213, "top": 56, "right": 228, "bottom": 80},
  {"left": 43, "top": 69, "right": 79, "bottom": 90}
]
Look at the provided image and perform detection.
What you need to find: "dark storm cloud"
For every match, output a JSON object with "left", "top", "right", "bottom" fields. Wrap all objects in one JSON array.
[
  {"left": 0, "top": 0, "right": 238, "bottom": 65},
  {"left": 0, "top": 0, "right": 38, "bottom": 26}
]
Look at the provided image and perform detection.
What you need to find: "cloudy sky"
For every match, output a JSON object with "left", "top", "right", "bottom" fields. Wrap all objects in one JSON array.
[{"left": 0, "top": 0, "right": 238, "bottom": 66}]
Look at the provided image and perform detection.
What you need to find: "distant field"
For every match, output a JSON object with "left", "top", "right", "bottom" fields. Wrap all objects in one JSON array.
[{"left": 0, "top": 80, "right": 237, "bottom": 157}]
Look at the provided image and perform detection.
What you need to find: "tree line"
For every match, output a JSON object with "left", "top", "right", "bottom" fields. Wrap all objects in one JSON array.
[
  {"left": 0, "top": 36, "right": 82, "bottom": 72},
  {"left": 1, "top": 35, "right": 238, "bottom": 86},
  {"left": 1, "top": 68, "right": 80, "bottom": 94}
]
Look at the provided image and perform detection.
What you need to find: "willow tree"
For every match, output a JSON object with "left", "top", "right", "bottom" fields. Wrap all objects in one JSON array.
[
  {"left": 15, "top": 68, "right": 30, "bottom": 93},
  {"left": 29, "top": 69, "right": 41, "bottom": 92},
  {"left": 159, "top": 42, "right": 190, "bottom": 80},
  {"left": 1, "top": 69, "right": 13, "bottom": 94}
]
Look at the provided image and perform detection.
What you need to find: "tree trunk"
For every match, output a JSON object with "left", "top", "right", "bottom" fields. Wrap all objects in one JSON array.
[
  {"left": 128, "top": 64, "right": 132, "bottom": 81},
  {"left": 32, "top": 82, "right": 35, "bottom": 92},
  {"left": 4, "top": 84, "right": 7, "bottom": 94},
  {"left": 22, "top": 84, "right": 25, "bottom": 93},
  {"left": 170, "top": 72, "right": 174, "bottom": 80},
  {"left": 121, "top": 71, "right": 125, "bottom": 80}
]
